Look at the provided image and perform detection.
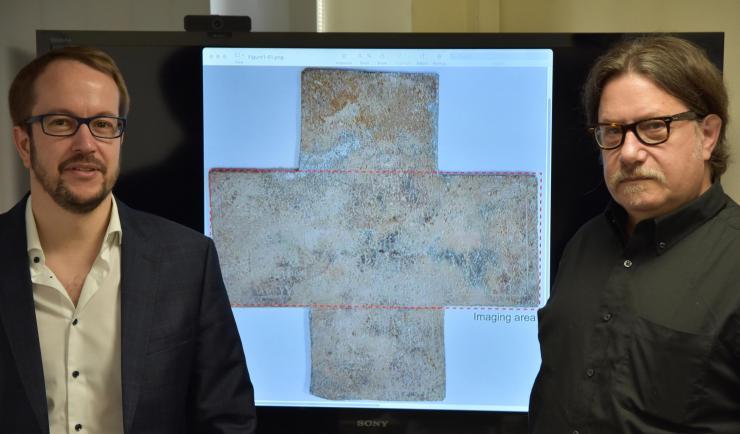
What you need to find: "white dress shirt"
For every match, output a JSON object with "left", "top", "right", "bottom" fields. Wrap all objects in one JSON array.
[{"left": 26, "top": 197, "right": 124, "bottom": 434}]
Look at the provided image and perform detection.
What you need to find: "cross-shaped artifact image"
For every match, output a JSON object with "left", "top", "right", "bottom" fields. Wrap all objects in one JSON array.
[{"left": 210, "top": 68, "right": 539, "bottom": 401}]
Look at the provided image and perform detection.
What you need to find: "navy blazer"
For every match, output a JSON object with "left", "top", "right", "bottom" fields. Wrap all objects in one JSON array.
[{"left": 0, "top": 196, "right": 256, "bottom": 434}]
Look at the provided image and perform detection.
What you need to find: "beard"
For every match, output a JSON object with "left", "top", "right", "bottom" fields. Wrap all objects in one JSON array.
[
  {"left": 29, "top": 139, "right": 119, "bottom": 214},
  {"left": 607, "top": 139, "right": 704, "bottom": 195},
  {"left": 606, "top": 165, "right": 667, "bottom": 208}
]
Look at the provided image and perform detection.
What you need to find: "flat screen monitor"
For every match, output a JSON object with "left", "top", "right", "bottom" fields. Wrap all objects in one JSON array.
[
  {"left": 37, "top": 30, "right": 724, "bottom": 434},
  {"left": 202, "top": 45, "right": 552, "bottom": 412}
]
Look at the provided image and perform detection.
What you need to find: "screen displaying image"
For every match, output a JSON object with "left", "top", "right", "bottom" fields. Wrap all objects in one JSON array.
[{"left": 202, "top": 47, "right": 552, "bottom": 411}]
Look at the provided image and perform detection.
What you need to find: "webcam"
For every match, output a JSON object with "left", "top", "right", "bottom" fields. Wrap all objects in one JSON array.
[{"left": 184, "top": 15, "right": 251, "bottom": 33}]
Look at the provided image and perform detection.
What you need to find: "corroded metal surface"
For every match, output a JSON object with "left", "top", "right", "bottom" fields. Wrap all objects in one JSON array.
[
  {"left": 310, "top": 308, "right": 445, "bottom": 401},
  {"left": 210, "top": 170, "right": 538, "bottom": 308},
  {"left": 300, "top": 69, "right": 438, "bottom": 170}
]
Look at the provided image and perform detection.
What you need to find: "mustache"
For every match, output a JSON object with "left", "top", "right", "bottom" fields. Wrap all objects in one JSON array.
[
  {"left": 58, "top": 154, "right": 106, "bottom": 174},
  {"left": 609, "top": 166, "right": 666, "bottom": 186}
]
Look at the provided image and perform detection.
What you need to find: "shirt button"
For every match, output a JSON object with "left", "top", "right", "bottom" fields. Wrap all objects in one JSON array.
[
  {"left": 72, "top": 370, "right": 80, "bottom": 378},
  {"left": 623, "top": 259, "right": 633, "bottom": 268},
  {"left": 72, "top": 319, "right": 78, "bottom": 326},
  {"left": 75, "top": 424, "right": 83, "bottom": 431},
  {"left": 586, "top": 368, "right": 595, "bottom": 377},
  {"left": 602, "top": 312, "right": 612, "bottom": 322},
  {"left": 33, "top": 256, "right": 40, "bottom": 264},
  {"left": 572, "top": 430, "right": 580, "bottom": 434},
  {"left": 658, "top": 242, "right": 666, "bottom": 249}
]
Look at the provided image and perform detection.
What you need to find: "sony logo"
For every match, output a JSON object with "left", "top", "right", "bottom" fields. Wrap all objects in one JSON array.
[{"left": 356, "top": 419, "right": 390, "bottom": 428}]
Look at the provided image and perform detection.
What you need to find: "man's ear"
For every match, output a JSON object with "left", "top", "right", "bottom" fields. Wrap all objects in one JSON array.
[
  {"left": 12, "top": 125, "right": 32, "bottom": 169},
  {"left": 699, "top": 114, "right": 722, "bottom": 161}
]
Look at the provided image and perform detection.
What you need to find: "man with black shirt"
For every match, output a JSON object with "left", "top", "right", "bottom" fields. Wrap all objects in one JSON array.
[{"left": 529, "top": 35, "right": 740, "bottom": 433}]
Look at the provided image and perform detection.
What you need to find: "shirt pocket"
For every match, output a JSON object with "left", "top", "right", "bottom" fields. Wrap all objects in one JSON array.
[{"left": 615, "top": 316, "right": 712, "bottom": 424}]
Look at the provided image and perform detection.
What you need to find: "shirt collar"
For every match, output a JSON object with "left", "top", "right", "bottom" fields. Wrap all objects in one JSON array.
[
  {"left": 25, "top": 196, "right": 123, "bottom": 263},
  {"left": 93, "top": 197, "right": 121, "bottom": 286},
  {"left": 605, "top": 182, "right": 728, "bottom": 254},
  {"left": 25, "top": 198, "right": 43, "bottom": 263},
  {"left": 106, "top": 198, "right": 123, "bottom": 247}
]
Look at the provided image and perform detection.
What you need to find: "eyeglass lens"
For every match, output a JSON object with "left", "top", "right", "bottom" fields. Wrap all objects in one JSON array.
[
  {"left": 596, "top": 118, "right": 670, "bottom": 149},
  {"left": 42, "top": 114, "right": 124, "bottom": 138}
]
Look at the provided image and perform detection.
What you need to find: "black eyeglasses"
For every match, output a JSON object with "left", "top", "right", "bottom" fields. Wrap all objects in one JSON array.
[
  {"left": 588, "top": 111, "right": 702, "bottom": 150},
  {"left": 25, "top": 113, "right": 127, "bottom": 139}
]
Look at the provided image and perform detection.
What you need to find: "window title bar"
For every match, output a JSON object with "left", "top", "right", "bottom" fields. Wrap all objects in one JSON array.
[{"left": 203, "top": 47, "right": 553, "bottom": 68}]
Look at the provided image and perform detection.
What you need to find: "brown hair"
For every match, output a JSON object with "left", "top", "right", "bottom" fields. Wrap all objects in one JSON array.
[
  {"left": 583, "top": 35, "right": 729, "bottom": 179},
  {"left": 8, "top": 46, "right": 130, "bottom": 129}
]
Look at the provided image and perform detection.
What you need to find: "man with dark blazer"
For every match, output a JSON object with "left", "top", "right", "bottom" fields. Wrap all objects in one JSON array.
[{"left": 0, "top": 46, "right": 256, "bottom": 433}]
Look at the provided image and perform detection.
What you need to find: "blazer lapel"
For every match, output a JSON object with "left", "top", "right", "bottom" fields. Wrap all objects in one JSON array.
[
  {"left": 0, "top": 197, "right": 49, "bottom": 434},
  {"left": 117, "top": 200, "right": 161, "bottom": 434}
]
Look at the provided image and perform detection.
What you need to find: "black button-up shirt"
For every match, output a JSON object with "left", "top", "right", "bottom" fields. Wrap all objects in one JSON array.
[{"left": 529, "top": 182, "right": 740, "bottom": 434}]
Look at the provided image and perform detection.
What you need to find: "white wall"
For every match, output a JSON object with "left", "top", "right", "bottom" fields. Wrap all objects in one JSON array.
[
  {"left": 210, "top": 0, "right": 315, "bottom": 31},
  {"left": 319, "top": 0, "right": 412, "bottom": 32},
  {"left": 211, "top": 0, "right": 291, "bottom": 31}
]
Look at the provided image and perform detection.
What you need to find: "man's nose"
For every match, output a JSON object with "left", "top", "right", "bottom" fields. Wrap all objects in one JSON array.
[
  {"left": 70, "top": 123, "right": 98, "bottom": 152},
  {"left": 618, "top": 129, "right": 647, "bottom": 166}
]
